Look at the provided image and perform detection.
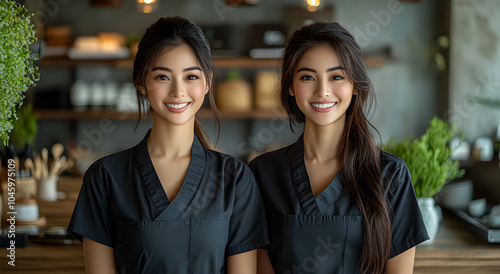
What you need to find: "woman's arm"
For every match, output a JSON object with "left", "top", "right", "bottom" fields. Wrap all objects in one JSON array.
[
  {"left": 227, "top": 250, "right": 257, "bottom": 274},
  {"left": 385, "top": 247, "right": 416, "bottom": 274},
  {"left": 257, "top": 249, "right": 275, "bottom": 274},
  {"left": 83, "top": 237, "right": 116, "bottom": 274}
]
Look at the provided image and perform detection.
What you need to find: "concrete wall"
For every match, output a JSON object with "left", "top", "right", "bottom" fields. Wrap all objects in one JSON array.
[{"left": 449, "top": 0, "right": 500, "bottom": 143}]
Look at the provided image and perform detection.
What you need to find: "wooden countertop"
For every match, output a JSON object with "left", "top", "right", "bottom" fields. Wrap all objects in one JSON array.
[{"left": 1, "top": 176, "right": 499, "bottom": 273}]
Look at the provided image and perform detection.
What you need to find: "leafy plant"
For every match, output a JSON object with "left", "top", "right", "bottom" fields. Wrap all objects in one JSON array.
[
  {"left": 0, "top": 0, "right": 39, "bottom": 146},
  {"left": 384, "top": 117, "right": 465, "bottom": 198},
  {"left": 9, "top": 104, "right": 38, "bottom": 148}
]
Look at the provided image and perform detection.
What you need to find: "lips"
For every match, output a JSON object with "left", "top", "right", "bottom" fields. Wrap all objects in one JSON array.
[
  {"left": 164, "top": 102, "right": 191, "bottom": 113},
  {"left": 310, "top": 101, "right": 337, "bottom": 112}
]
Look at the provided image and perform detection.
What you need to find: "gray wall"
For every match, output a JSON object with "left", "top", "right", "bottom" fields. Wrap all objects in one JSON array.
[
  {"left": 28, "top": 0, "right": 442, "bottom": 159},
  {"left": 449, "top": 0, "right": 500, "bottom": 143}
]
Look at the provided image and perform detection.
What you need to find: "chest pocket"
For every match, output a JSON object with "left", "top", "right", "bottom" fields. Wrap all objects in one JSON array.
[
  {"left": 269, "top": 214, "right": 363, "bottom": 274},
  {"left": 114, "top": 219, "right": 229, "bottom": 274}
]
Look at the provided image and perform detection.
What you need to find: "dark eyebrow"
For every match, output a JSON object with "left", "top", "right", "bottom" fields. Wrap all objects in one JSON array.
[
  {"left": 151, "top": 66, "right": 202, "bottom": 72},
  {"left": 296, "top": 66, "right": 345, "bottom": 73}
]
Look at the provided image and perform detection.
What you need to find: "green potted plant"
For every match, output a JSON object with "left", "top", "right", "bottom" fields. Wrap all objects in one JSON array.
[
  {"left": 9, "top": 103, "right": 38, "bottom": 150},
  {"left": 0, "top": 0, "right": 39, "bottom": 146},
  {"left": 384, "top": 117, "right": 465, "bottom": 244}
]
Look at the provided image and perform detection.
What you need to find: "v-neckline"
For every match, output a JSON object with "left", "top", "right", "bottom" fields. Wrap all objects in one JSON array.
[
  {"left": 289, "top": 135, "right": 343, "bottom": 215},
  {"left": 134, "top": 130, "right": 206, "bottom": 220}
]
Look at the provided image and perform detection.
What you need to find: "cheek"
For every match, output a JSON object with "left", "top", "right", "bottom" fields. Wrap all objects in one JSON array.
[
  {"left": 295, "top": 92, "right": 309, "bottom": 106},
  {"left": 147, "top": 87, "right": 164, "bottom": 101},
  {"left": 337, "top": 84, "right": 354, "bottom": 100},
  {"left": 292, "top": 81, "right": 313, "bottom": 102},
  {"left": 189, "top": 84, "right": 206, "bottom": 101}
]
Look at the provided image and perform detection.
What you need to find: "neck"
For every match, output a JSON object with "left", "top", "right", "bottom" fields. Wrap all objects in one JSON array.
[
  {"left": 303, "top": 117, "right": 345, "bottom": 161},
  {"left": 148, "top": 114, "right": 195, "bottom": 158}
]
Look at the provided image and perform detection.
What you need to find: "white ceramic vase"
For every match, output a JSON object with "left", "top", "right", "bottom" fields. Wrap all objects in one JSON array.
[{"left": 418, "top": 197, "right": 440, "bottom": 245}]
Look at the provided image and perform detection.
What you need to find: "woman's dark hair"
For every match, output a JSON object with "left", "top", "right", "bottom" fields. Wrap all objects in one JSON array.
[
  {"left": 133, "top": 16, "right": 221, "bottom": 148},
  {"left": 281, "top": 21, "right": 391, "bottom": 274}
]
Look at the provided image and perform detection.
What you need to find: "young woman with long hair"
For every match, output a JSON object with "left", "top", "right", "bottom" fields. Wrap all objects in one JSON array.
[
  {"left": 68, "top": 16, "right": 268, "bottom": 273},
  {"left": 249, "top": 22, "right": 428, "bottom": 274}
]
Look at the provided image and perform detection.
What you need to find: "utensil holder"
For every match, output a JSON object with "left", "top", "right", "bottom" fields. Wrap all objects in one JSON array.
[{"left": 38, "top": 176, "right": 59, "bottom": 202}]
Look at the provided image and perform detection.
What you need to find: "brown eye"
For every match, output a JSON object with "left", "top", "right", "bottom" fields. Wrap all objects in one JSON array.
[{"left": 155, "top": 75, "right": 169, "bottom": 81}]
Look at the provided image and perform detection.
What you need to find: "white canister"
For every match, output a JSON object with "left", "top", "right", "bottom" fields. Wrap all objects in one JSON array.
[
  {"left": 38, "top": 176, "right": 59, "bottom": 202},
  {"left": 90, "top": 82, "right": 106, "bottom": 109},
  {"left": 116, "top": 82, "right": 140, "bottom": 113},
  {"left": 474, "top": 137, "right": 494, "bottom": 161},
  {"left": 103, "top": 81, "right": 119, "bottom": 109},
  {"left": 16, "top": 199, "right": 39, "bottom": 222},
  {"left": 70, "top": 80, "right": 90, "bottom": 111}
]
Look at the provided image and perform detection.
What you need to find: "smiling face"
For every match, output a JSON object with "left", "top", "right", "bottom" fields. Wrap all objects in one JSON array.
[
  {"left": 290, "top": 44, "right": 355, "bottom": 129},
  {"left": 144, "top": 44, "right": 207, "bottom": 127}
]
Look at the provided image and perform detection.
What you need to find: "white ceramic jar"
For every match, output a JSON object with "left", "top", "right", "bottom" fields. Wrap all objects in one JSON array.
[{"left": 70, "top": 80, "right": 90, "bottom": 111}]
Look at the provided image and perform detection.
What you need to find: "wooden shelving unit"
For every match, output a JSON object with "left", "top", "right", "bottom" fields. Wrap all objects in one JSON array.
[
  {"left": 34, "top": 108, "right": 288, "bottom": 120},
  {"left": 36, "top": 55, "right": 385, "bottom": 121}
]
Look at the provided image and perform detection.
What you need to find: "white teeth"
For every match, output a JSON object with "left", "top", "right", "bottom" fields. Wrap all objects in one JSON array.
[
  {"left": 166, "top": 103, "right": 189, "bottom": 108},
  {"left": 311, "top": 102, "right": 336, "bottom": 108}
]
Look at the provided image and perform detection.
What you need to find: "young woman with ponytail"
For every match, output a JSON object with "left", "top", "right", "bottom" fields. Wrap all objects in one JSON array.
[
  {"left": 249, "top": 21, "right": 428, "bottom": 274},
  {"left": 68, "top": 16, "right": 268, "bottom": 273}
]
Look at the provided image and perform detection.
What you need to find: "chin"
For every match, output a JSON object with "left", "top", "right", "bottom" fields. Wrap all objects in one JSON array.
[{"left": 155, "top": 113, "right": 194, "bottom": 126}]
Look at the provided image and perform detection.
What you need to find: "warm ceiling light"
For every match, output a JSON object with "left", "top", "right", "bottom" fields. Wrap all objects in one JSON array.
[
  {"left": 136, "top": 0, "right": 158, "bottom": 13},
  {"left": 306, "top": 0, "right": 320, "bottom": 7},
  {"left": 306, "top": 5, "right": 317, "bottom": 12}
]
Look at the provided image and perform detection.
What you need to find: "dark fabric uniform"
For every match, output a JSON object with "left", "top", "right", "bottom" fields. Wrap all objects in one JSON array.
[
  {"left": 249, "top": 135, "right": 429, "bottom": 274},
  {"left": 68, "top": 130, "right": 269, "bottom": 274}
]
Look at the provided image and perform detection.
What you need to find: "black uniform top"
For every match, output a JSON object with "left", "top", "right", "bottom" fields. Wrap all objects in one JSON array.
[
  {"left": 249, "top": 135, "right": 429, "bottom": 274},
  {"left": 68, "top": 130, "right": 269, "bottom": 274}
]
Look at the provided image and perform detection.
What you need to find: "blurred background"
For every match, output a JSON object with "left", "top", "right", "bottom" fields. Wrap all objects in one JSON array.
[
  {"left": 1, "top": 0, "right": 500, "bottom": 273},
  {"left": 23, "top": 0, "right": 455, "bottom": 161}
]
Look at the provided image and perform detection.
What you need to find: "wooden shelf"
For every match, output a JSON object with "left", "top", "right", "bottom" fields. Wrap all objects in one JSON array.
[
  {"left": 39, "top": 56, "right": 134, "bottom": 68},
  {"left": 39, "top": 56, "right": 385, "bottom": 68},
  {"left": 39, "top": 56, "right": 280, "bottom": 69},
  {"left": 213, "top": 57, "right": 280, "bottom": 68},
  {"left": 34, "top": 108, "right": 288, "bottom": 120}
]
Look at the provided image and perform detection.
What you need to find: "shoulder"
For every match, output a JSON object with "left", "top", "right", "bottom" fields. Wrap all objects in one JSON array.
[
  {"left": 248, "top": 145, "right": 291, "bottom": 172},
  {"left": 203, "top": 147, "right": 252, "bottom": 177},
  {"left": 380, "top": 151, "right": 408, "bottom": 172},
  {"left": 84, "top": 146, "right": 135, "bottom": 179},
  {"left": 380, "top": 151, "right": 412, "bottom": 191}
]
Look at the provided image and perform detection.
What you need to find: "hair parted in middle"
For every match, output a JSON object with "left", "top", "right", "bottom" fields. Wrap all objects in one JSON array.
[{"left": 280, "top": 21, "right": 392, "bottom": 274}]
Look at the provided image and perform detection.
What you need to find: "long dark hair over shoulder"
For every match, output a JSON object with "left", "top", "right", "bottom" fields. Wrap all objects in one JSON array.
[
  {"left": 281, "top": 21, "right": 391, "bottom": 274},
  {"left": 133, "top": 16, "right": 221, "bottom": 148}
]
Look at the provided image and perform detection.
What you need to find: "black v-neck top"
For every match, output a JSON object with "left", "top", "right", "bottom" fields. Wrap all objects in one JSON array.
[
  {"left": 249, "top": 135, "right": 429, "bottom": 274},
  {"left": 68, "top": 130, "right": 269, "bottom": 273}
]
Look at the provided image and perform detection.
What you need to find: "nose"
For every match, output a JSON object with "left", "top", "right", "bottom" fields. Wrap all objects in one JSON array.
[
  {"left": 314, "top": 77, "right": 331, "bottom": 98},
  {"left": 169, "top": 78, "right": 185, "bottom": 98}
]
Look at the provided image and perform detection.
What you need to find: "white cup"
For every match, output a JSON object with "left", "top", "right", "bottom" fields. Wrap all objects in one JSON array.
[
  {"left": 468, "top": 198, "right": 486, "bottom": 217},
  {"left": 38, "top": 176, "right": 59, "bottom": 202}
]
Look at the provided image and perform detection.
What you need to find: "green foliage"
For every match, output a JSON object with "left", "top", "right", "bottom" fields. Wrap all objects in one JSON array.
[
  {"left": 0, "top": 0, "right": 39, "bottom": 146},
  {"left": 9, "top": 104, "right": 38, "bottom": 148},
  {"left": 384, "top": 117, "right": 465, "bottom": 198}
]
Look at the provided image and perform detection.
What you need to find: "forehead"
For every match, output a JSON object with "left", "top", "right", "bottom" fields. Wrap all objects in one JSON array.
[
  {"left": 295, "top": 44, "right": 341, "bottom": 70},
  {"left": 152, "top": 44, "right": 200, "bottom": 68}
]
